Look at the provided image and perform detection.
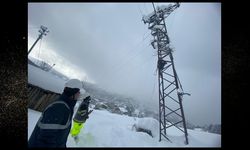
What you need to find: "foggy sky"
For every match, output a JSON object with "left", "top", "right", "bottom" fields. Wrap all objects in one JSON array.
[{"left": 28, "top": 3, "right": 221, "bottom": 126}]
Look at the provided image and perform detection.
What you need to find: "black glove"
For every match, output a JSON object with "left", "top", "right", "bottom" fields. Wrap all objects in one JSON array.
[
  {"left": 83, "top": 96, "right": 91, "bottom": 105},
  {"left": 84, "top": 110, "right": 94, "bottom": 120},
  {"left": 83, "top": 108, "right": 89, "bottom": 120}
]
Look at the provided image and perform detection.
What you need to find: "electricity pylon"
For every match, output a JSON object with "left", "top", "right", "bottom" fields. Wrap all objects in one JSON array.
[{"left": 142, "top": 3, "right": 190, "bottom": 144}]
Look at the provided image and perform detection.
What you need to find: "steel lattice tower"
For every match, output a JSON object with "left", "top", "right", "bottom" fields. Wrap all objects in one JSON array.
[{"left": 142, "top": 3, "right": 190, "bottom": 144}]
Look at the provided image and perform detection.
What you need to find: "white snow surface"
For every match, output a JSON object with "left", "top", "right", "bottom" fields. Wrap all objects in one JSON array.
[
  {"left": 119, "top": 107, "right": 128, "bottom": 113},
  {"left": 157, "top": 4, "right": 172, "bottom": 12},
  {"left": 28, "top": 64, "right": 65, "bottom": 94},
  {"left": 135, "top": 117, "right": 159, "bottom": 138},
  {"left": 28, "top": 108, "right": 220, "bottom": 147},
  {"left": 28, "top": 64, "right": 221, "bottom": 147}
]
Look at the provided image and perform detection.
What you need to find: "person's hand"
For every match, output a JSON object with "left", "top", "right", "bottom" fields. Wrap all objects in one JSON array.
[
  {"left": 83, "top": 96, "right": 91, "bottom": 102},
  {"left": 83, "top": 96, "right": 91, "bottom": 104}
]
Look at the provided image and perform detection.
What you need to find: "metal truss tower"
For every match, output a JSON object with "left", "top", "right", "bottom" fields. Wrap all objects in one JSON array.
[{"left": 142, "top": 3, "right": 190, "bottom": 144}]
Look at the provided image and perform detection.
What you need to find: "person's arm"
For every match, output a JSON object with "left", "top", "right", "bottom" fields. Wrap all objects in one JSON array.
[
  {"left": 77, "top": 96, "right": 91, "bottom": 120},
  {"left": 37, "top": 103, "right": 71, "bottom": 146},
  {"left": 70, "top": 97, "right": 91, "bottom": 139}
]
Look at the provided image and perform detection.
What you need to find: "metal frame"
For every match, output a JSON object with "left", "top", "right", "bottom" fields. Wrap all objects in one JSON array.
[
  {"left": 142, "top": 3, "right": 189, "bottom": 144},
  {"left": 28, "top": 25, "right": 49, "bottom": 55}
]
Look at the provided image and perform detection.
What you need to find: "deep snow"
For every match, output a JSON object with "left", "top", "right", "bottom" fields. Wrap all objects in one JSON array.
[
  {"left": 28, "top": 64, "right": 221, "bottom": 147},
  {"left": 28, "top": 108, "right": 220, "bottom": 147}
]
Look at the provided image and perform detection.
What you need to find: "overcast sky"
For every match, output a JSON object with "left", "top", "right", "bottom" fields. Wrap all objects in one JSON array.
[{"left": 28, "top": 3, "right": 221, "bottom": 126}]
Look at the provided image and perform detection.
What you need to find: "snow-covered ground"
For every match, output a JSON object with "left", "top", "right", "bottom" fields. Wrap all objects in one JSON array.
[
  {"left": 28, "top": 64, "right": 221, "bottom": 147},
  {"left": 28, "top": 108, "right": 220, "bottom": 147},
  {"left": 28, "top": 64, "right": 65, "bottom": 94}
]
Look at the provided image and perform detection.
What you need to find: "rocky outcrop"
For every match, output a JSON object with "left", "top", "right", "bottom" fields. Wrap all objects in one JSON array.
[{"left": 94, "top": 103, "right": 108, "bottom": 110}]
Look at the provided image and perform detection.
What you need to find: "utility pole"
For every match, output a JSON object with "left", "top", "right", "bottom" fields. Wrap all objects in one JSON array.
[
  {"left": 142, "top": 3, "right": 190, "bottom": 145},
  {"left": 28, "top": 25, "right": 49, "bottom": 55}
]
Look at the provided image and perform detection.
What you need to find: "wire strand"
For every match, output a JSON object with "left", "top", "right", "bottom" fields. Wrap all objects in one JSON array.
[{"left": 37, "top": 37, "right": 43, "bottom": 59}]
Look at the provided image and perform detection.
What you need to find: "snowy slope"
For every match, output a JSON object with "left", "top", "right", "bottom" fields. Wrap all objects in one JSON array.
[
  {"left": 28, "top": 63, "right": 221, "bottom": 147},
  {"left": 28, "top": 109, "right": 220, "bottom": 147},
  {"left": 28, "top": 64, "right": 65, "bottom": 94}
]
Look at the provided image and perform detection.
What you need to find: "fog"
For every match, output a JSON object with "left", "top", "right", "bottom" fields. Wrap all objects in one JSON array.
[{"left": 28, "top": 3, "right": 221, "bottom": 126}]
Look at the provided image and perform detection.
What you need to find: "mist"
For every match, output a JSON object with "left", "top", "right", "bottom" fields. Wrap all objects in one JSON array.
[{"left": 28, "top": 3, "right": 221, "bottom": 126}]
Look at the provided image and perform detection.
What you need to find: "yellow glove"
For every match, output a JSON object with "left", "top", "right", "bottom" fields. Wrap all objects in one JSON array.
[{"left": 70, "top": 120, "right": 85, "bottom": 137}]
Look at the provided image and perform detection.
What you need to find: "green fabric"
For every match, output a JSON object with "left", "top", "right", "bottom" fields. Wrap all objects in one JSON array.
[{"left": 70, "top": 120, "right": 84, "bottom": 137}]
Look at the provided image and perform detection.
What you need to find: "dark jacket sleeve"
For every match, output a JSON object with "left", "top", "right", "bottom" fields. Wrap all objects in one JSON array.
[
  {"left": 29, "top": 103, "right": 71, "bottom": 147},
  {"left": 41, "top": 103, "right": 70, "bottom": 125}
]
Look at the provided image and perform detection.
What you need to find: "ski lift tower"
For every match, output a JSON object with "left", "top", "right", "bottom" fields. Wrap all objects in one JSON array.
[{"left": 142, "top": 3, "right": 190, "bottom": 144}]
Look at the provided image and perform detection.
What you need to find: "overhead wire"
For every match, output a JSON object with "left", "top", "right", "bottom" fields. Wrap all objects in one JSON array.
[
  {"left": 95, "top": 3, "right": 157, "bottom": 83},
  {"left": 109, "top": 42, "right": 152, "bottom": 76},
  {"left": 94, "top": 24, "right": 152, "bottom": 82},
  {"left": 37, "top": 37, "right": 43, "bottom": 59},
  {"left": 107, "top": 3, "right": 153, "bottom": 75}
]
